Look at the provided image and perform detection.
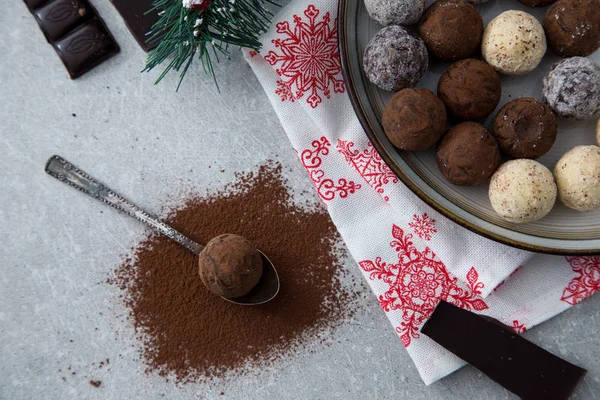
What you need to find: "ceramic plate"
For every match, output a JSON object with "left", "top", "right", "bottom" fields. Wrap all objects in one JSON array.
[{"left": 338, "top": 0, "right": 600, "bottom": 254}]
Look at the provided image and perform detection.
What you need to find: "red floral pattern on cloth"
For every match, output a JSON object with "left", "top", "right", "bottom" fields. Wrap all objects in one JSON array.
[
  {"left": 561, "top": 256, "right": 600, "bottom": 305},
  {"left": 297, "top": 137, "right": 361, "bottom": 201},
  {"left": 408, "top": 213, "right": 437, "bottom": 241},
  {"left": 359, "top": 225, "right": 488, "bottom": 347},
  {"left": 264, "top": 4, "right": 345, "bottom": 108},
  {"left": 512, "top": 320, "right": 527, "bottom": 334},
  {"left": 249, "top": 50, "right": 259, "bottom": 58},
  {"left": 336, "top": 140, "right": 398, "bottom": 201}
]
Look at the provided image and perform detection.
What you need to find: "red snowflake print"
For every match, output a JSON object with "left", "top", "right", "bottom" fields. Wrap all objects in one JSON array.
[
  {"left": 359, "top": 225, "right": 488, "bottom": 347},
  {"left": 297, "top": 137, "right": 361, "bottom": 201},
  {"left": 408, "top": 213, "right": 437, "bottom": 241},
  {"left": 336, "top": 140, "right": 398, "bottom": 201},
  {"left": 512, "top": 320, "right": 527, "bottom": 334},
  {"left": 264, "top": 4, "right": 345, "bottom": 108},
  {"left": 249, "top": 50, "right": 259, "bottom": 57},
  {"left": 561, "top": 256, "right": 600, "bottom": 305}
]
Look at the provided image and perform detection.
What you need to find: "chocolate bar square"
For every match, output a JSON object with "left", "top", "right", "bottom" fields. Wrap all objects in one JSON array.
[{"left": 54, "top": 19, "right": 119, "bottom": 79}]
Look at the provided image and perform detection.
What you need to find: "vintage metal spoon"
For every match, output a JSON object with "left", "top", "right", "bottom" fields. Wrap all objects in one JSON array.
[{"left": 45, "top": 155, "right": 280, "bottom": 305}]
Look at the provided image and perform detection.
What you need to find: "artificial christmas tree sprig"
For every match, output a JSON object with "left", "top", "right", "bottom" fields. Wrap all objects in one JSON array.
[{"left": 144, "top": 0, "right": 277, "bottom": 89}]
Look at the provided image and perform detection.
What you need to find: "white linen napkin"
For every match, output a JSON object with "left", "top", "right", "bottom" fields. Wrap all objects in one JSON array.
[{"left": 244, "top": 0, "right": 600, "bottom": 384}]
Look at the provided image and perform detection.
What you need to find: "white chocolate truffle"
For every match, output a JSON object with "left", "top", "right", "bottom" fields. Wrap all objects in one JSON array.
[
  {"left": 482, "top": 10, "right": 547, "bottom": 75},
  {"left": 554, "top": 145, "right": 600, "bottom": 212},
  {"left": 489, "top": 159, "right": 557, "bottom": 223},
  {"left": 364, "top": 0, "right": 426, "bottom": 26}
]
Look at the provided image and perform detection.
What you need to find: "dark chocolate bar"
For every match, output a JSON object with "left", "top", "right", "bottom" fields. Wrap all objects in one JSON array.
[
  {"left": 110, "top": 0, "right": 161, "bottom": 52},
  {"left": 24, "top": 0, "right": 119, "bottom": 79},
  {"left": 24, "top": 0, "right": 49, "bottom": 10},
  {"left": 421, "top": 301, "right": 587, "bottom": 400}
]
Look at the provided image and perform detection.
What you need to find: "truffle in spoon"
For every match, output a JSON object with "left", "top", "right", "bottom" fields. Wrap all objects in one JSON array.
[{"left": 198, "top": 234, "right": 263, "bottom": 299}]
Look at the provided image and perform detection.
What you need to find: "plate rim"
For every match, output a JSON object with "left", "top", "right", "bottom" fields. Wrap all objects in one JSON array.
[{"left": 337, "top": 0, "right": 600, "bottom": 256}]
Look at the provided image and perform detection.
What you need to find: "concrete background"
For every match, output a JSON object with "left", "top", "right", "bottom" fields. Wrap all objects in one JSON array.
[{"left": 1, "top": 0, "right": 600, "bottom": 399}]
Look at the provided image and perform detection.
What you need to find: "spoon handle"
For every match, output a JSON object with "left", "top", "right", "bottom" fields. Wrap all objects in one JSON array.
[{"left": 45, "top": 155, "right": 203, "bottom": 255}]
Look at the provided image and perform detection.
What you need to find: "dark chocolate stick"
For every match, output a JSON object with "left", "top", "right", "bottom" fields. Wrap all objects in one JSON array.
[
  {"left": 422, "top": 301, "right": 587, "bottom": 400},
  {"left": 110, "top": 0, "right": 161, "bottom": 52},
  {"left": 23, "top": 0, "right": 119, "bottom": 79}
]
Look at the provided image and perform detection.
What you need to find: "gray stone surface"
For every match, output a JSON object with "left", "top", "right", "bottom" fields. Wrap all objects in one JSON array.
[{"left": 1, "top": 1, "right": 600, "bottom": 399}]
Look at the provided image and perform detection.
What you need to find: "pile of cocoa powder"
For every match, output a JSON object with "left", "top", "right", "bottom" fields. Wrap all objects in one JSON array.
[{"left": 111, "top": 163, "right": 361, "bottom": 382}]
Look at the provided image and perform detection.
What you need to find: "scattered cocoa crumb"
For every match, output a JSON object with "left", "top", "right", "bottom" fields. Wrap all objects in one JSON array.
[{"left": 89, "top": 380, "right": 101, "bottom": 388}]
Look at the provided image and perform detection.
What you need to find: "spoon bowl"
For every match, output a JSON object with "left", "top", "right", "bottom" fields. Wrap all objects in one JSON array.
[
  {"left": 45, "top": 155, "right": 281, "bottom": 305},
  {"left": 223, "top": 251, "right": 279, "bottom": 305}
]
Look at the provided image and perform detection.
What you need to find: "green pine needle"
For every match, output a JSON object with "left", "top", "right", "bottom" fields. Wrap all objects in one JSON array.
[{"left": 143, "top": 0, "right": 277, "bottom": 90}]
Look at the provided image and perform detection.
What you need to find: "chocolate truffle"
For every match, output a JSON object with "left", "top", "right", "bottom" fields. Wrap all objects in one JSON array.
[
  {"left": 554, "top": 145, "right": 600, "bottom": 211},
  {"left": 418, "top": 0, "right": 483, "bottom": 61},
  {"left": 437, "top": 59, "right": 501, "bottom": 120},
  {"left": 467, "top": 0, "right": 490, "bottom": 3},
  {"left": 364, "top": 0, "right": 426, "bottom": 26},
  {"left": 493, "top": 97, "right": 558, "bottom": 159},
  {"left": 382, "top": 88, "right": 447, "bottom": 151},
  {"left": 519, "top": 0, "right": 557, "bottom": 6},
  {"left": 364, "top": 25, "right": 429, "bottom": 92},
  {"left": 482, "top": 10, "right": 547, "bottom": 75},
  {"left": 543, "top": 0, "right": 600, "bottom": 57},
  {"left": 436, "top": 122, "right": 501, "bottom": 186},
  {"left": 489, "top": 160, "right": 557, "bottom": 223},
  {"left": 198, "top": 234, "right": 263, "bottom": 299},
  {"left": 542, "top": 57, "right": 600, "bottom": 120}
]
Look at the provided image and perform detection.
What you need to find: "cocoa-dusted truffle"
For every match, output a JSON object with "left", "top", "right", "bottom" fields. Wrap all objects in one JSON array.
[
  {"left": 198, "top": 234, "right": 263, "bottom": 299},
  {"left": 364, "top": 0, "right": 426, "bottom": 26},
  {"left": 364, "top": 25, "right": 428, "bottom": 92},
  {"left": 519, "top": 0, "right": 557, "bottom": 6},
  {"left": 493, "top": 97, "right": 558, "bottom": 159},
  {"left": 543, "top": 0, "right": 600, "bottom": 57},
  {"left": 542, "top": 57, "right": 600, "bottom": 120},
  {"left": 437, "top": 59, "right": 501, "bottom": 120},
  {"left": 436, "top": 122, "right": 501, "bottom": 186},
  {"left": 418, "top": 0, "right": 483, "bottom": 61},
  {"left": 382, "top": 88, "right": 447, "bottom": 151}
]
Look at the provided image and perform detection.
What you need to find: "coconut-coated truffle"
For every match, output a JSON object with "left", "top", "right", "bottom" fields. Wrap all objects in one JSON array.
[
  {"left": 437, "top": 59, "right": 501, "bottom": 120},
  {"left": 519, "top": 0, "right": 557, "bottom": 6},
  {"left": 418, "top": 0, "right": 483, "bottom": 61},
  {"left": 482, "top": 10, "right": 547, "bottom": 75},
  {"left": 198, "top": 234, "right": 263, "bottom": 299},
  {"left": 363, "top": 25, "right": 429, "bottom": 92},
  {"left": 493, "top": 97, "right": 558, "bottom": 159},
  {"left": 542, "top": 57, "right": 600, "bottom": 120},
  {"left": 489, "top": 160, "right": 557, "bottom": 223},
  {"left": 364, "top": 0, "right": 427, "bottom": 26},
  {"left": 436, "top": 122, "right": 501, "bottom": 186},
  {"left": 543, "top": 0, "right": 600, "bottom": 58},
  {"left": 382, "top": 88, "right": 447, "bottom": 151},
  {"left": 554, "top": 145, "right": 600, "bottom": 212}
]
